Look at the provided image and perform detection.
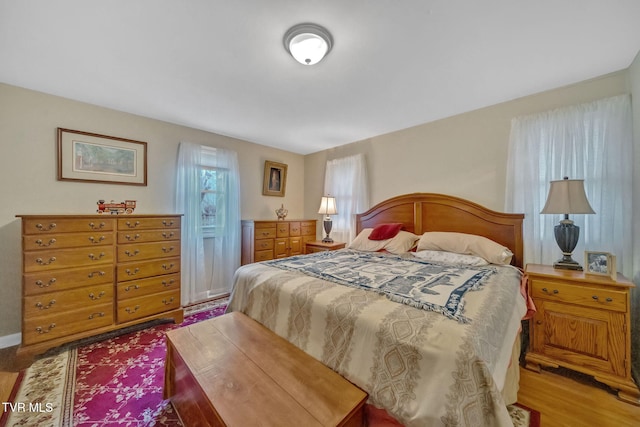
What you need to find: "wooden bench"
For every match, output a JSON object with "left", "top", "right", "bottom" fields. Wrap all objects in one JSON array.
[{"left": 164, "top": 312, "right": 367, "bottom": 427}]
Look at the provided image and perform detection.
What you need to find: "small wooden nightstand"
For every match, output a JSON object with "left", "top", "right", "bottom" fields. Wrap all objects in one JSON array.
[
  {"left": 305, "top": 240, "right": 346, "bottom": 254},
  {"left": 525, "top": 263, "right": 639, "bottom": 405}
]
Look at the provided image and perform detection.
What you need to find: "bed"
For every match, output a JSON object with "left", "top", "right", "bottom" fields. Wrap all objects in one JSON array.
[{"left": 227, "top": 193, "right": 528, "bottom": 427}]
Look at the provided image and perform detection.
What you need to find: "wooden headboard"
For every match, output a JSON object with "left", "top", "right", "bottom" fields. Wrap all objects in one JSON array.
[{"left": 355, "top": 193, "right": 525, "bottom": 268}]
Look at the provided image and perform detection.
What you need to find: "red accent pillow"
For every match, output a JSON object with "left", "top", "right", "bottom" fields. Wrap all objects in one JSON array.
[{"left": 368, "top": 223, "right": 403, "bottom": 240}]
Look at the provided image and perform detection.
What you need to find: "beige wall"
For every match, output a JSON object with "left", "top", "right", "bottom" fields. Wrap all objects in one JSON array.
[
  {"left": 629, "top": 50, "right": 640, "bottom": 380},
  {"left": 0, "top": 83, "right": 306, "bottom": 340}
]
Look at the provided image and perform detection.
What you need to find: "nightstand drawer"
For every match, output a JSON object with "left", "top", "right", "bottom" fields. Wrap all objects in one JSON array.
[{"left": 531, "top": 279, "right": 627, "bottom": 312}]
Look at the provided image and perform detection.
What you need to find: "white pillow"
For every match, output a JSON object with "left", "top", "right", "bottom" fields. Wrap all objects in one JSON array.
[
  {"left": 349, "top": 228, "right": 419, "bottom": 254},
  {"left": 416, "top": 232, "right": 513, "bottom": 265},
  {"left": 412, "top": 250, "right": 489, "bottom": 266}
]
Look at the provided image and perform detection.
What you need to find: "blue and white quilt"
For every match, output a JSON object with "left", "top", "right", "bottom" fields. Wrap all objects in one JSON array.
[{"left": 265, "top": 249, "right": 495, "bottom": 322}]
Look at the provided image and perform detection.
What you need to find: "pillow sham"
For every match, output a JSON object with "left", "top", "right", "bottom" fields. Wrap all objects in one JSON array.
[
  {"left": 349, "top": 228, "right": 419, "bottom": 254},
  {"left": 412, "top": 250, "right": 489, "bottom": 266},
  {"left": 416, "top": 231, "right": 513, "bottom": 265},
  {"left": 369, "top": 223, "right": 403, "bottom": 240}
]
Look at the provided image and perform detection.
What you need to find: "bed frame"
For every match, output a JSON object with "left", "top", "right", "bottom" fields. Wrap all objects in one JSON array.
[{"left": 356, "top": 193, "right": 525, "bottom": 268}]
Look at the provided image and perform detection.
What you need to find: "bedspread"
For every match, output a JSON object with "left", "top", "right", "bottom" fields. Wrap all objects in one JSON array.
[{"left": 227, "top": 250, "right": 527, "bottom": 427}]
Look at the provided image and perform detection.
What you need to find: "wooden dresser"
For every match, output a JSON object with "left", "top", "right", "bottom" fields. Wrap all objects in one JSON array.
[
  {"left": 241, "top": 219, "right": 316, "bottom": 265},
  {"left": 525, "top": 264, "right": 639, "bottom": 404},
  {"left": 17, "top": 214, "right": 184, "bottom": 357}
]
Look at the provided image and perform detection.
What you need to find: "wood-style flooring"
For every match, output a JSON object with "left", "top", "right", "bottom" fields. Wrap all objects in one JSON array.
[{"left": 1, "top": 344, "right": 639, "bottom": 426}]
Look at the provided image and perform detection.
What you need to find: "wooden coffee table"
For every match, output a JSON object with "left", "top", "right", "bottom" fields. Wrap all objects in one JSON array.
[{"left": 164, "top": 312, "right": 367, "bottom": 426}]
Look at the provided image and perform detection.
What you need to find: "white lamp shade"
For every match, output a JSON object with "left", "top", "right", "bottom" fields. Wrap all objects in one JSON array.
[
  {"left": 540, "top": 178, "right": 595, "bottom": 214},
  {"left": 318, "top": 196, "right": 337, "bottom": 215},
  {"left": 284, "top": 23, "right": 333, "bottom": 65}
]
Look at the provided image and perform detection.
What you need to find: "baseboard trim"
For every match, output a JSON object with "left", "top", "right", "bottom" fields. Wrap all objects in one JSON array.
[{"left": 0, "top": 333, "right": 21, "bottom": 349}]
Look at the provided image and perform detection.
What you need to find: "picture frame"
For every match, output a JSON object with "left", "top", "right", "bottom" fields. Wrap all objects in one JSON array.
[
  {"left": 584, "top": 251, "right": 617, "bottom": 280},
  {"left": 57, "top": 128, "right": 148, "bottom": 186},
  {"left": 262, "top": 160, "right": 287, "bottom": 197}
]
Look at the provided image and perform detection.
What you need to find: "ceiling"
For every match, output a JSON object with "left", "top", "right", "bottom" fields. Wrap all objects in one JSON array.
[{"left": 2, "top": 1, "right": 639, "bottom": 155}]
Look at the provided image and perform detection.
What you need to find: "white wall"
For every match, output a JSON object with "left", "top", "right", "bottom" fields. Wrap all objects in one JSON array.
[{"left": 0, "top": 83, "right": 307, "bottom": 340}]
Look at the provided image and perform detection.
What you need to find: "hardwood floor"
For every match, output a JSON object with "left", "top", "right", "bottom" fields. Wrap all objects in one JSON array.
[{"left": 2, "top": 341, "right": 639, "bottom": 426}]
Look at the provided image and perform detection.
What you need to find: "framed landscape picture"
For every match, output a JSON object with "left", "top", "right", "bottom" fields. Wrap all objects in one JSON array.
[
  {"left": 262, "top": 160, "right": 287, "bottom": 197},
  {"left": 57, "top": 128, "right": 147, "bottom": 186}
]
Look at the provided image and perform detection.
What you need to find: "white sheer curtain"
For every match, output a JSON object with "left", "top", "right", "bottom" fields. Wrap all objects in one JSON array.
[
  {"left": 323, "top": 154, "right": 369, "bottom": 243},
  {"left": 175, "top": 142, "right": 241, "bottom": 305},
  {"left": 505, "top": 95, "right": 633, "bottom": 276}
]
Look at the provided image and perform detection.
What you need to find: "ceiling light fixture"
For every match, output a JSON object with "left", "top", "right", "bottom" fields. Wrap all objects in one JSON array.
[{"left": 284, "top": 23, "right": 333, "bottom": 65}]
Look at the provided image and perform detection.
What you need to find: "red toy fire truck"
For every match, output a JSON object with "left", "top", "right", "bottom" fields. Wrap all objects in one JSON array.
[{"left": 96, "top": 200, "right": 136, "bottom": 214}]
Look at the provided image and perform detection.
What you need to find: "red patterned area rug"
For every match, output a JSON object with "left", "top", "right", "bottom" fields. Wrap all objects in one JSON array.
[{"left": 2, "top": 297, "right": 539, "bottom": 427}]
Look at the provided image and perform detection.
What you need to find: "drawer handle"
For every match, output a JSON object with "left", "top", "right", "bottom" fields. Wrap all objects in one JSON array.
[
  {"left": 35, "top": 238, "right": 56, "bottom": 247},
  {"left": 124, "top": 249, "right": 140, "bottom": 257},
  {"left": 162, "top": 263, "right": 175, "bottom": 270},
  {"left": 162, "top": 279, "right": 175, "bottom": 287},
  {"left": 262, "top": 232, "right": 269, "bottom": 236},
  {"left": 88, "top": 312, "right": 105, "bottom": 319},
  {"left": 35, "top": 323, "right": 56, "bottom": 334},
  {"left": 161, "top": 232, "right": 175, "bottom": 239},
  {"left": 260, "top": 243, "right": 269, "bottom": 248},
  {"left": 124, "top": 284, "right": 140, "bottom": 292},
  {"left": 35, "top": 223, "right": 56, "bottom": 232},
  {"left": 125, "top": 268, "right": 140, "bottom": 276},
  {"left": 592, "top": 295, "right": 614, "bottom": 303},
  {"left": 536, "top": 320, "right": 543, "bottom": 325},
  {"left": 162, "top": 220, "right": 175, "bottom": 227},
  {"left": 35, "top": 300, "right": 56, "bottom": 310},
  {"left": 162, "top": 247, "right": 174, "bottom": 253},
  {"left": 126, "top": 221, "right": 141, "bottom": 228},
  {"left": 88, "top": 252, "right": 106, "bottom": 261},
  {"left": 36, "top": 257, "right": 56, "bottom": 266},
  {"left": 88, "top": 222, "right": 106, "bottom": 230},
  {"left": 88, "top": 236, "right": 106, "bottom": 244},
  {"left": 162, "top": 297, "right": 175, "bottom": 305},
  {"left": 541, "top": 287, "right": 559, "bottom": 294},
  {"left": 125, "top": 305, "right": 141, "bottom": 314},
  {"left": 89, "top": 291, "right": 106, "bottom": 300},
  {"left": 88, "top": 270, "right": 106, "bottom": 278},
  {"left": 35, "top": 278, "right": 56, "bottom": 288},
  {"left": 125, "top": 234, "right": 141, "bottom": 241}
]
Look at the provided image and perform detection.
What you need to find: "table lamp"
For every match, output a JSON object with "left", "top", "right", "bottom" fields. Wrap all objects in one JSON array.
[{"left": 318, "top": 196, "right": 337, "bottom": 243}]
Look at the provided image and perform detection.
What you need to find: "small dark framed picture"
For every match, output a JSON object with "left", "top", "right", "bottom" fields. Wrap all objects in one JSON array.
[
  {"left": 584, "top": 251, "right": 616, "bottom": 280},
  {"left": 262, "top": 160, "right": 287, "bottom": 197}
]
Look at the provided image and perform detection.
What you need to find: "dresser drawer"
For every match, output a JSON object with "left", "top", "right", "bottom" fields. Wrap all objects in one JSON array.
[
  {"left": 288, "top": 222, "right": 301, "bottom": 236},
  {"left": 23, "top": 231, "right": 114, "bottom": 251},
  {"left": 118, "top": 217, "right": 180, "bottom": 231},
  {"left": 117, "top": 256, "right": 181, "bottom": 281},
  {"left": 255, "top": 250, "right": 274, "bottom": 262},
  {"left": 531, "top": 279, "right": 627, "bottom": 312},
  {"left": 23, "top": 284, "right": 113, "bottom": 318},
  {"left": 300, "top": 223, "right": 315, "bottom": 235},
  {"left": 276, "top": 222, "right": 290, "bottom": 237},
  {"left": 23, "top": 218, "right": 115, "bottom": 235},
  {"left": 255, "top": 238, "right": 274, "bottom": 252},
  {"left": 22, "top": 303, "right": 114, "bottom": 345},
  {"left": 254, "top": 227, "right": 277, "bottom": 240},
  {"left": 117, "top": 273, "right": 180, "bottom": 301},
  {"left": 24, "top": 247, "right": 114, "bottom": 272},
  {"left": 24, "top": 265, "right": 114, "bottom": 296},
  {"left": 117, "top": 289, "right": 181, "bottom": 322},
  {"left": 117, "top": 229, "right": 181, "bottom": 244},
  {"left": 117, "top": 241, "right": 181, "bottom": 262}
]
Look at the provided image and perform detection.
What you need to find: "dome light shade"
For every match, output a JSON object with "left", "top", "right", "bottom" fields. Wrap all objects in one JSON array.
[{"left": 284, "top": 23, "right": 333, "bottom": 65}]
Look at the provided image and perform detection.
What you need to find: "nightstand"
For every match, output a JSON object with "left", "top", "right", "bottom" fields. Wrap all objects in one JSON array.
[
  {"left": 524, "top": 263, "right": 639, "bottom": 405},
  {"left": 305, "top": 240, "right": 346, "bottom": 254}
]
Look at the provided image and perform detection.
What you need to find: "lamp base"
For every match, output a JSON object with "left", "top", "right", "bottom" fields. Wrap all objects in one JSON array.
[
  {"left": 322, "top": 218, "right": 333, "bottom": 244},
  {"left": 553, "top": 259, "right": 583, "bottom": 271},
  {"left": 322, "top": 237, "right": 334, "bottom": 243}
]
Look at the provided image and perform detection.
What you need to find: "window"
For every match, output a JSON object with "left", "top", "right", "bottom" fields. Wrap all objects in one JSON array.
[{"left": 200, "top": 166, "right": 227, "bottom": 237}]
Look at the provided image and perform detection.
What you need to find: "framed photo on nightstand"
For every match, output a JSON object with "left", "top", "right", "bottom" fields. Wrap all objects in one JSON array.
[{"left": 584, "top": 251, "right": 616, "bottom": 280}]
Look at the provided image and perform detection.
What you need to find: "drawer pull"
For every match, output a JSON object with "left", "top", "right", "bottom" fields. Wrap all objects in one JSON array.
[
  {"left": 262, "top": 232, "right": 269, "bottom": 236},
  {"left": 126, "top": 221, "right": 141, "bottom": 228},
  {"left": 541, "top": 287, "right": 559, "bottom": 294},
  {"left": 88, "top": 252, "right": 106, "bottom": 261},
  {"left": 592, "top": 295, "right": 599, "bottom": 300},
  {"left": 35, "top": 223, "right": 56, "bottom": 232},
  {"left": 162, "top": 247, "right": 174, "bottom": 253},
  {"left": 36, "top": 257, "right": 56, "bottom": 266},
  {"left": 88, "top": 222, "right": 106, "bottom": 230},
  {"left": 125, "top": 234, "right": 141, "bottom": 241},
  {"left": 260, "top": 243, "right": 269, "bottom": 248},
  {"left": 35, "top": 238, "right": 57, "bottom": 247},
  {"left": 35, "top": 300, "right": 56, "bottom": 310},
  {"left": 606, "top": 297, "right": 613, "bottom": 302},
  {"left": 125, "top": 268, "right": 140, "bottom": 276},
  {"left": 89, "top": 291, "right": 106, "bottom": 300},
  {"left": 88, "top": 236, "right": 106, "bottom": 244},
  {"left": 162, "top": 279, "right": 175, "bottom": 287},
  {"left": 162, "top": 297, "right": 175, "bottom": 305},
  {"left": 592, "top": 295, "right": 614, "bottom": 303},
  {"left": 162, "top": 263, "right": 175, "bottom": 270},
  {"left": 35, "top": 323, "right": 56, "bottom": 334},
  {"left": 88, "top": 270, "right": 106, "bottom": 278},
  {"left": 536, "top": 320, "right": 543, "bottom": 325},
  {"left": 124, "top": 249, "right": 140, "bottom": 257},
  {"left": 124, "top": 284, "right": 140, "bottom": 292},
  {"left": 125, "top": 305, "right": 141, "bottom": 314},
  {"left": 162, "top": 220, "right": 175, "bottom": 227},
  {"left": 35, "top": 278, "right": 56, "bottom": 288},
  {"left": 88, "top": 312, "right": 105, "bottom": 319},
  {"left": 161, "top": 232, "right": 175, "bottom": 239}
]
